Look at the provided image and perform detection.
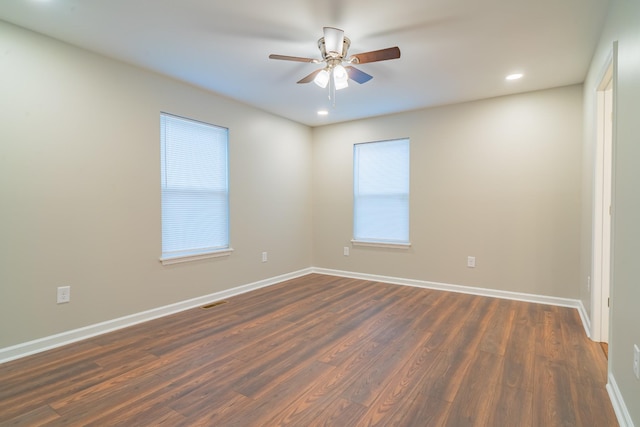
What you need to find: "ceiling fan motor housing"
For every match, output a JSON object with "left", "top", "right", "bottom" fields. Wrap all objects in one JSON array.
[{"left": 318, "top": 36, "right": 351, "bottom": 60}]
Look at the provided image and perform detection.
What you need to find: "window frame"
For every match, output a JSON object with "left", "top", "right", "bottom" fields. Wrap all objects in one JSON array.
[
  {"left": 352, "top": 138, "right": 411, "bottom": 249},
  {"left": 159, "top": 112, "right": 232, "bottom": 265}
]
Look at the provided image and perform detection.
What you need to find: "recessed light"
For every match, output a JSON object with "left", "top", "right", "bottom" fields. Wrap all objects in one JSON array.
[
  {"left": 317, "top": 110, "right": 329, "bottom": 116},
  {"left": 506, "top": 73, "right": 524, "bottom": 80}
]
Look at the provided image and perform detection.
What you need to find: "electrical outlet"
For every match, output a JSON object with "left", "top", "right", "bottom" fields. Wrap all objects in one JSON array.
[
  {"left": 262, "top": 251, "right": 268, "bottom": 263},
  {"left": 633, "top": 344, "right": 640, "bottom": 380},
  {"left": 57, "top": 286, "right": 71, "bottom": 304},
  {"left": 587, "top": 276, "right": 591, "bottom": 292},
  {"left": 343, "top": 246, "right": 349, "bottom": 256},
  {"left": 467, "top": 256, "right": 476, "bottom": 268}
]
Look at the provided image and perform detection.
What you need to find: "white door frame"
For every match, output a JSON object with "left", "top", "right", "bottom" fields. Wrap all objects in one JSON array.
[{"left": 591, "top": 53, "right": 614, "bottom": 343}]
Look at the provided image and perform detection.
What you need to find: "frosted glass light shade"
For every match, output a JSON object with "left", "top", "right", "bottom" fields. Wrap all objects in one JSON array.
[
  {"left": 314, "top": 69, "right": 330, "bottom": 88},
  {"left": 333, "top": 65, "right": 349, "bottom": 90}
]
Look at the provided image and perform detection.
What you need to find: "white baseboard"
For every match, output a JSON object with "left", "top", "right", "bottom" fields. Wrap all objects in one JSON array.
[
  {"left": 0, "top": 267, "right": 595, "bottom": 365},
  {"left": 0, "top": 268, "right": 313, "bottom": 365},
  {"left": 312, "top": 267, "right": 584, "bottom": 309},
  {"left": 607, "top": 373, "right": 635, "bottom": 427},
  {"left": 576, "top": 300, "right": 592, "bottom": 339}
]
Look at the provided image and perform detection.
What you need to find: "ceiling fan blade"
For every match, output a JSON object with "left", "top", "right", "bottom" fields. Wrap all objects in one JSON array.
[
  {"left": 297, "top": 69, "right": 323, "bottom": 84},
  {"left": 350, "top": 46, "right": 401, "bottom": 64},
  {"left": 323, "top": 27, "right": 345, "bottom": 56},
  {"left": 345, "top": 66, "right": 373, "bottom": 84},
  {"left": 269, "top": 54, "right": 319, "bottom": 63}
]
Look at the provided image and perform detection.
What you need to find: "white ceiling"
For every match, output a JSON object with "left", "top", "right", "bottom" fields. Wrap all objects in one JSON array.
[{"left": 0, "top": 0, "right": 611, "bottom": 126}]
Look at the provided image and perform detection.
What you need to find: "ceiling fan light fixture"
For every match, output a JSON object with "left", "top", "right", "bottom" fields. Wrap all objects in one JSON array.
[
  {"left": 333, "top": 64, "right": 349, "bottom": 90},
  {"left": 269, "top": 27, "right": 401, "bottom": 103},
  {"left": 314, "top": 68, "right": 330, "bottom": 88}
]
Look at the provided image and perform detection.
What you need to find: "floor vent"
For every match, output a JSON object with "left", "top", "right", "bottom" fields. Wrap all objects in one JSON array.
[{"left": 201, "top": 301, "right": 228, "bottom": 309}]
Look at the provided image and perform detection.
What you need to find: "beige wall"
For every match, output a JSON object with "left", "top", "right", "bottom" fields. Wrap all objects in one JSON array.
[
  {"left": 1, "top": 17, "right": 589, "bottom": 368},
  {"left": 584, "top": 0, "right": 640, "bottom": 423},
  {"left": 0, "top": 21, "right": 313, "bottom": 348},
  {"left": 312, "top": 85, "right": 583, "bottom": 298}
]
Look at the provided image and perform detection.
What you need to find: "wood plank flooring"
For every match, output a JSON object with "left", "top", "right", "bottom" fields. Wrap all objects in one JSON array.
[
  {"left": 0, "top": 274, "right": 618, "bottom": 426},
  {"left": 601, "top": 342, "right": 609, "bottom": 359}
]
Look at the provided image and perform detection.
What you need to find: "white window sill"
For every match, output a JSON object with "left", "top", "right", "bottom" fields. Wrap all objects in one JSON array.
[
  {"left": 160, "top": 248, "right": 234, "bottom": 265},
  {"left": 351, "top": 240, "right": 412, "bottom": 249}
]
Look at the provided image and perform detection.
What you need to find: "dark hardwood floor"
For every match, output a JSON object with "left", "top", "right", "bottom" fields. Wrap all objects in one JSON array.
[
  {"left": 0, "top": 274, "right": 618, "bottom": 426},
  {"left": 601, "top": 342, "right": 609, "bottom": 359}
]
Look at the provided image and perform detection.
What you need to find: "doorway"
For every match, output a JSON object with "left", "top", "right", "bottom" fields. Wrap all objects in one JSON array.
[{"left": 592, "top": 59, "right": 613, "bottom": 344}]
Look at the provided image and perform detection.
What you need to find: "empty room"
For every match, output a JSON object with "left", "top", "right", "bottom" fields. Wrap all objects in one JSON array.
[{"left": 1, "top": 0, "right": 639, "bottom": 426}]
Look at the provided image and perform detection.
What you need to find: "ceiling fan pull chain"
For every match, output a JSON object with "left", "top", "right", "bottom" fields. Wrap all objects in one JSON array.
[{"left": 330, "top": 75, "right": 336, "bottom": 107}]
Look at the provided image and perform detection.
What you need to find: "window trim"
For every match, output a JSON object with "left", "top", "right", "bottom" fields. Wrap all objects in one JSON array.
[
  {"left": 159, "top": 248, "right": 234, "bottom": 265},
  {"left": 351, "top": 239, "right": 411, "bottom": 249}
]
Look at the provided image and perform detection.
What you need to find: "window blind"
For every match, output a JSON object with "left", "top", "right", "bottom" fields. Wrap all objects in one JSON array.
[
  {"left": 353, "top": 138, "right": 410, "bottom": 244},
  {"left": 160, "top": 113, "right": 229, "bottom": 260}
]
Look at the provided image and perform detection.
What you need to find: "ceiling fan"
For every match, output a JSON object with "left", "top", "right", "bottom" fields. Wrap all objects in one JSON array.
[{"left": 269, "top": 27, "right": 401, "bottom": 92}]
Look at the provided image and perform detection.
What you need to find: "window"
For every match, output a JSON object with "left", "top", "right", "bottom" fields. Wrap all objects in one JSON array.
[
  {"left": 353, "top": 138, "right": 410, "bottom": 246},
  {"left": 160, "top": 113, "right": 231, "bottom": 264}
]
